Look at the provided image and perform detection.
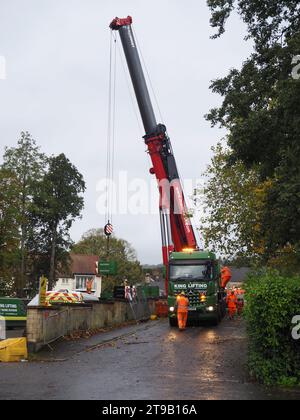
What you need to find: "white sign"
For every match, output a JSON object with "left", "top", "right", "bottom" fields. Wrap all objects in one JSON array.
[
  {"left": 292, "top": 55, "right": 300, "bottom": 80},
  {"left": 292, "top": 315, "right": 300, "bottom": 340},
  {"left": 125, "top": 286, "right": 132, "bottom": 301},
  {"left": 0, "top": 316, "right": 6, "bottom": 340},
  {"left": 0, "top": 56, "right": 6, "bottom": 80},
  {"left": 174, "top": 283, "right": 208, "bottom": 290}
]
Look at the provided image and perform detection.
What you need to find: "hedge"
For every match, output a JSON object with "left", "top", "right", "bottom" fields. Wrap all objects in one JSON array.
[{"left": 245, "top": 270, "right": 300, "bottom": 386}]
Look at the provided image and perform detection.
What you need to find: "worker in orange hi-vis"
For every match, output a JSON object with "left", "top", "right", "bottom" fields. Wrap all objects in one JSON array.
[
  {"left": 237, "top": 297, "right": 245, "bottom": 316},
  {"left": 176, "top": 292, "right": 190, "bottom": 331},
  {"left": 86, "top": 278, "right": 93, "bottom": 294},
  {"left": 227, "top": 291, "right": 238, "bottom": 320},
  {"left": 221, "top": 266, "right": 232, "bottom": 289}
]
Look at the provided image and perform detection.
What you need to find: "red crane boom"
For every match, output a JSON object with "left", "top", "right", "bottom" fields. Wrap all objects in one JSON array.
[{"left": 110, "top": 16, "right": 198, "bottom": 291}]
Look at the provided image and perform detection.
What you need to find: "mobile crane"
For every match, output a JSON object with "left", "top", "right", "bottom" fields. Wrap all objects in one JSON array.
[{"left": 110, "top": 16, "right": 228, "bottom": 326}]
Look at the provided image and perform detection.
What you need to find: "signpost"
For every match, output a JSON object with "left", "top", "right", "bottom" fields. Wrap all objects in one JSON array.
[
  {"left": 0, "top": 316, "right": 5, "bottom": 340},
  {"left": 39, "top": 276, "right": 48, "bottom": 306},
  {"left": 99, "top": 261, "right": 118, "bottom": 276},
  {"left": 0, "top": 298, "right": 27, "bottom": 328}
]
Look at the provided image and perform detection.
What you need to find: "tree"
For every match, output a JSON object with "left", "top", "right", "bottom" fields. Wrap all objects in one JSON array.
[
  {"left": 0, "top": 168, "right": 21, "bottom": 294},
  {"left": 206, "top": 1, "right": 300, "bottom": 266},
  {"left": 2, "top": 132, "right": 46, "bottom": 294},
  {"left": 208, "top": 0, "right": 300, "bottom": 49},
  {"left": 206, "top": 37, "right": 300, "bottom": 177},
  {"left": 72, "top": 229, "right": 144, "bottom": 291},
  {"left": 31, "top": 154, "right": 85, "bottom": 289},
  {"left": 198, "top": 143, "right": 271, "bottom": 263}
]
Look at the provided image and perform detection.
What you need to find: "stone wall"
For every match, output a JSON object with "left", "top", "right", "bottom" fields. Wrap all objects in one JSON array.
[{"left": 27, "top": 299, "right": 154, "bottom": 353}]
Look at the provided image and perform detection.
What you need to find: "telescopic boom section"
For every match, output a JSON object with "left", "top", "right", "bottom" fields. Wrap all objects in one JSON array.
[
  {"left": 110, "top": 16, "right": 198, "bottom": 265},
  {"left": 110, "top": 16, "right": 157, "bottom": 135}
]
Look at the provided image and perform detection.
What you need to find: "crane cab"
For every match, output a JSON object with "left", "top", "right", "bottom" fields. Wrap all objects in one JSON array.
[{"left": 168, "top": 251, "right": 227, "bottom": 326}]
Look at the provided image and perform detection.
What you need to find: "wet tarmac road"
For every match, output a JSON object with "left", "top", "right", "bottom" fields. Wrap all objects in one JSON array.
[{"left": 0, "top": 319, "right": 299, "bottom": 400}]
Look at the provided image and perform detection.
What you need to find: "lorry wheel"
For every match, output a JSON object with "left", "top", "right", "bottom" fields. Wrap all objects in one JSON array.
[
  {"left": 211, "top": 313, "right": 220, "bottom": 327},
  {"left": 218, "top": 308, "right": 223, "bottom": 322},
  {"left": 211, "top": 318, "right": 219, "bottom": 327},
  {"left": 221, "top": 303, "right": 226, "bottom": 318},
  {"left": 169, "top": 318, "right": 178, "bottom": 327}
]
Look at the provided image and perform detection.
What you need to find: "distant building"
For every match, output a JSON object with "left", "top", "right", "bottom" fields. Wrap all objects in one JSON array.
[
  {"left": 55, "top": 254, "right": 102, "bottom": 297},
  {"left": 228, "top": 267, "right": 251, "bottom": 284},
  {"left": 145, "top": 273, "right": 155, "bottom": 284}
]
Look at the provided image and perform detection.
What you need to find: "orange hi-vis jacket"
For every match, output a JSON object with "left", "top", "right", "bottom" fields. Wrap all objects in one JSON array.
[
  {"left": 221, "top": 267, "right": 232, "bottom": 288},
  {"left": 227, "top": 294, "right": 237, "bottom": 309},
  {"left": 177, "top": 296, "right": 189, "bottom": 313}
]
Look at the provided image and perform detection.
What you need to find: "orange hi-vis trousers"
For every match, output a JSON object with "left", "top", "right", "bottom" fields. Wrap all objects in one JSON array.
[
  {"left": 228, "top": 306, "right": 237, "bottom": 317},
  {"left": 177, "top": 295, "right": 189, "bottom": 330},
  {"left": 177, "top": 311, "right": 188, "bottom": 330}
]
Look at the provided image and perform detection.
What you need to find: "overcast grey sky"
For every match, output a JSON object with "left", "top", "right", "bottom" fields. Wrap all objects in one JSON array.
[{"left": 0, "top": 0, "right": 253, "bottom": 264}]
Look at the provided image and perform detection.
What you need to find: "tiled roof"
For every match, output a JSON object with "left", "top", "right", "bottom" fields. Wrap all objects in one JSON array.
[{"left": 59, "top": 254, "right": 99, "bottom": 276}]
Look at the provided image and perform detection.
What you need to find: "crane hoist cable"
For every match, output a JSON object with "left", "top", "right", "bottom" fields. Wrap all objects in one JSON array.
[
  {"left": 104, "top": 30, "right": 149, "bottom": 251},
  {"left": 104, "top": 30, "right": 117, "bottom": 251}
]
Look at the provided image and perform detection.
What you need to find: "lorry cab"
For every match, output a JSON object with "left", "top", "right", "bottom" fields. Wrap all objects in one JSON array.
[{"left": 168, "top": 251, "right": 227, "bottom": 326}]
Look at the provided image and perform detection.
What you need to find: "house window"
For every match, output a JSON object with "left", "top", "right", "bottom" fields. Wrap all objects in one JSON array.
[
  {"left": 75, "top": 276, "right": 94, "bottom": 290},
  {"left": 61, "top": 278, "right": 69, "bottom": 285}
]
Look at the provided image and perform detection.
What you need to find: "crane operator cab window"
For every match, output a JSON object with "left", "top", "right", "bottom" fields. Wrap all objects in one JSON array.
[
  {"left": 169, "top": 262, "right": 214, "bottom": 282},
  {"left": 168, "top": 261, "right": 217, "bottom": 300}
]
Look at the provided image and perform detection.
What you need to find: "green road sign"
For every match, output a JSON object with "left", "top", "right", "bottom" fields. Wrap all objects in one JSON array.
[
  {"left": 0, "top": 298, "right": 27, "bottom": 327},
  {"left": 99, "top": 261, "right": 118, "bottom": 276}
]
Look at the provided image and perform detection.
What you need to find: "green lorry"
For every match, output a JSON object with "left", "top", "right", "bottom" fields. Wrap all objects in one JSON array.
[
  {"left": 0, "top": 298, "right": 27, "bottom": 328},
  {"left": 168, "top": 251, "right": 227, "bottom": 326}
]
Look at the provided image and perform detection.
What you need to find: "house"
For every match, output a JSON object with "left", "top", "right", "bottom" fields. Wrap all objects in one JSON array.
[{"left": 55, "top": 254, "right": 102, "bottom": 297}]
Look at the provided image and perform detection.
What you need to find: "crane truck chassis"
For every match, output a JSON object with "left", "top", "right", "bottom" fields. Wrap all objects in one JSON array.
[
  {"left": 168, "top": 252, "right": 227, "bottom": 326},
  {"left": 110, "top": 16, "right": 228, "bottom": 326}
]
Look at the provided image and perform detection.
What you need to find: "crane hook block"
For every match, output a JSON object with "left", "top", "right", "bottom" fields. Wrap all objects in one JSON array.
[
  {"left": 110, "top": 16, "right": 133, "bottom": 30},
  {"left": 104, "top": 223, "right": 114, "bottom": 237}
]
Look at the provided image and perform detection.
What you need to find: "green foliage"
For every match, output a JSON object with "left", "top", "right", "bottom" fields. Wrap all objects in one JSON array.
[
  {"left": 207, "top": 0, "right": 300, "bottom": 49},
  {"left": 198, "top": 143, "right": 270, "bottom": 263},
  {"left": 0, "top": 169, "right": 20, "bottom": 295},
  {"left": 245, "top": 271, "right": 300, "bottom": 386},
  {"left": 1, "top": 132, "right": 46, "bottom": 293},
  {"left": 206, "top": 1, "right": 300, "bottom": 265},
  {"left": 72, "top": 229, "right": 144, "bottom": 292},
  {"left": 0, "top": 134, "right": 85, "bottom": 294},
  {"left": 206, "top": 38, "right": 300, "bottom": 177},
  {"left": 30, "top": 153, "right": 86, "bottom": 289}
]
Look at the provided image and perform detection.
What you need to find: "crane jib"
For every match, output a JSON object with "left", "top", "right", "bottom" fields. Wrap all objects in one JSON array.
[{"left": 110, "top": 16, "right": 198, "bottom": 290}]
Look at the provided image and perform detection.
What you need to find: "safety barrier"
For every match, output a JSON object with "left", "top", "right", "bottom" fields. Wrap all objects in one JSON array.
[
  {"left": 0, "top": 338, "right": 28, "bottom": 362},
  {"left": 42, "top": 307, "right": 70, "bottom": 346},
  {"left": 155, "top": 300, "right": 169, "bottom": 318},
  {"left": 27, "top": 298, "right": 154, "bottom": 352}
]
